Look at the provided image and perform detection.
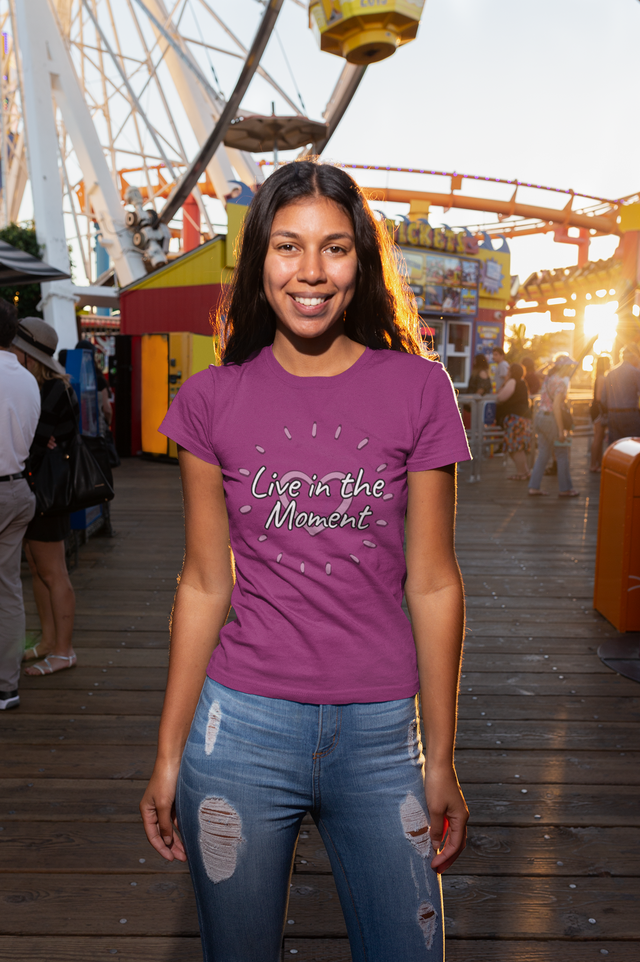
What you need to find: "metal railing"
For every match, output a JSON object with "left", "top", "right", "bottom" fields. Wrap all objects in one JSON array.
[
  {"left": 457, "top": 394, "right": 501, "bottom": 482},
  {"left": 458, "top": 391, "right": 592, "bottom": 482}
]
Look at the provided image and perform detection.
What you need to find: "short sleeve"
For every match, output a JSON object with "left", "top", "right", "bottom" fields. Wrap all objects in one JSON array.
[
  {"left": 159, "top": 368, "right": 219, "bottom": 465},
  {"left": 406, "top": 361, "right": 472, "bottom": 471}
]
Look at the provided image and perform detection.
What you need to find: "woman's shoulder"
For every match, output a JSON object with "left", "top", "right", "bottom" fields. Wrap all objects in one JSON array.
[
  {"left": 182, "top": 358, "right": 249, "bottom": 388},
  {"left": 176, "top": 354, "right": 262, "bottom": 403},
  {"left": 370, "top": 349, "right": 447, "bottom": 382}
]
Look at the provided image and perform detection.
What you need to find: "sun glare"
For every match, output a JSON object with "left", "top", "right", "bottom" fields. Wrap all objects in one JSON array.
[
  {"left": 584, "top": 302, "right": 618, "bottom": 355},
  {"left": 516, "top": 313, "right": 575, "bottom": 337}
]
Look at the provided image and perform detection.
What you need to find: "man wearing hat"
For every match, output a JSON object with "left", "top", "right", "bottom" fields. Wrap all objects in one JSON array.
[
  {"left": 603, "top": 343, "right": 640, "bottom": 444},
  {"left": 0, "top": 300, "right": 40, "bottom": 710}
]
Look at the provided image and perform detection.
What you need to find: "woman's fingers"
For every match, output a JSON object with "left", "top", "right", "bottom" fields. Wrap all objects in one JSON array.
[
  {"left": 426, "top": 777, "right": 469, "bottom": 873},
  {"left": 430, "top": 812, "right": 467, "bottom": 873},
  {"left": 428, "top": 810, "right": 445, "bottom": 851},
  {"left": 140, "top": 791, "right": 187, "bottom": 862}
]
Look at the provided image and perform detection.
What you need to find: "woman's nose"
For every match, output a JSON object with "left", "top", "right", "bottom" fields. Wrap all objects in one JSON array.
[{"left": 296, "top": 249, "right": 326, "bottom": 284}]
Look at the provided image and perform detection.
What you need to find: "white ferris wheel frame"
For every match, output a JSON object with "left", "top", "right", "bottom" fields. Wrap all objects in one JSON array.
[{"left": 3, "top": 0, "right": 365, "bottom": 347}]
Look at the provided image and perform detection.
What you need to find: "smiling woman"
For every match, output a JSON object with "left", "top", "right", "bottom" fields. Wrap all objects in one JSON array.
[
  {"left": 218, "top": 160, "right": 423, "bottom": 366},
  {"left": 140, "top": 160, "right": 472, "bottom": 962}
]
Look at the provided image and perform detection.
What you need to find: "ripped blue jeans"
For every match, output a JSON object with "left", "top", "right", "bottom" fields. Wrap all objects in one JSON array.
[{"left": 177, "top": 677, "right": 443, "bottom": 962}]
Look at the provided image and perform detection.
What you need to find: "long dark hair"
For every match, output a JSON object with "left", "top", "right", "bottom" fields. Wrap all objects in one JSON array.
[
  {"left": 472, "top": 353, "right": 490, "bottom": 374},
  {"left": 216, "top": 161, "right": 424, "bottom": 364}
]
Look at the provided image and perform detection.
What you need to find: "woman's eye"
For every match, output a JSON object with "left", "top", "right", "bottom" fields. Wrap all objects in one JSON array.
[
  {"left": 325, "top": 245, "right": 344, "bottom": 254},
  {"left": 278, "top": 244, "right": 297, "bottom": 252}
]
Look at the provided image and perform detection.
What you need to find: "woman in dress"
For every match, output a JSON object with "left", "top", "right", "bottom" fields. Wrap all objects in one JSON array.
[
  {"left": 589, "top": 354, "right": 611, "bottom": 472},
  {"left": 528, "top": 353, "right": 579, "bottom": 497},
  {"left": 12, "top": 318, "right": 79, "bottom": 675},
  {"left": 140, "top": 161, "right": 472, "bottom": 961},
  {"left": 496, "top": 362, "right": 532, "bottom": 480}
]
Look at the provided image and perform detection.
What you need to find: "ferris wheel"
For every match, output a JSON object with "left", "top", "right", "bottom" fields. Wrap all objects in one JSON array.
[{"left": 2, "top": 0, "right": 424, "bottom": 347}]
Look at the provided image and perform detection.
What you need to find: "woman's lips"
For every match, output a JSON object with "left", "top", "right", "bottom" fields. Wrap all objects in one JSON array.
[{"left": 287, "top": 293, "right": 333, "bottom": 316}]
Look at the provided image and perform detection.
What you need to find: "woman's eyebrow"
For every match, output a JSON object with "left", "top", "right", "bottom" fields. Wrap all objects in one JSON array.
[{"left": 270, "top": 230, "right": 354, "bottom": 242}]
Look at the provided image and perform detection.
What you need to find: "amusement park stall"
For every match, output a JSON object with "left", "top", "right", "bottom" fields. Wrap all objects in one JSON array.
[
  {"left": 395, "top": 221, "right": 511, "bottom": 388},
  {"left": 114, "top": 206, "right": 245, "bottom": 458}
]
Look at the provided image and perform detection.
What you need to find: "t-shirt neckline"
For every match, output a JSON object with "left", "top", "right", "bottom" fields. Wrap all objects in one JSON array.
[{"left": 263, "top": 343, "right": 373, "bottom": 388}]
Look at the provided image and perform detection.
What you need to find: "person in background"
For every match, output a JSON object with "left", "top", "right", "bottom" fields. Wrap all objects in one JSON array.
[
  {"left": 466, "top": 353, "right": 493, "bottom": 395},
  {"left": 521, "top": 355, "right": 542, "bottom": 395},
  {"left": 492, "top": 345, "right": 510, "bottom": 392},
  {"left": 12, "top": 318, "right": 80, "bottom": 676},
  {"left": 590, "top": 355, "right": 612, "bottom": 472},
  {"left": 528, "top": 354, "right": 578, "bottom": 498},
  {"left": 602, "top": 343, "right": 640, "bottom": 444},
  {"left": 0, "top": 301, "right": 40, "bottom": 710},
  {"left": 76, "top": 339, "right": 113, "bottom": 435},
  {"left": 496, "top": 362, "right": 532, "bottom": 480},
  {"left": 462, "top": 353, "right": 493, "bottom": 429}
]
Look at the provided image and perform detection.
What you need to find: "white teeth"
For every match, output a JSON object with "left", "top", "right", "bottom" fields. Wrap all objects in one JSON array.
[{"left": 293, "top": 296, "right": 327, "bottom": 306}]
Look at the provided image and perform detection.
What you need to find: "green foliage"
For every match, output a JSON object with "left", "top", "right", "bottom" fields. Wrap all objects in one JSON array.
[
  {"left": 0, "top": 222, "right": 43, "bottom": 318},
  {"left": 505, "top": 322, "right": 572, "bottom": 368},
  {"left": 505, "top": 322, "right": 530, "bottom": 361}
]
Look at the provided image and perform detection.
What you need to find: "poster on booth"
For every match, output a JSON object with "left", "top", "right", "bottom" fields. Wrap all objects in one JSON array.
[{"left": 397, "top": 246, "right": 479, "bottom": 315}]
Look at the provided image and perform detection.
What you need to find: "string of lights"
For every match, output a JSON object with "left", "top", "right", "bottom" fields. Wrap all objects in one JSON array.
[{"left": 257, "top": 159, "right": 621, "bottom": 206}]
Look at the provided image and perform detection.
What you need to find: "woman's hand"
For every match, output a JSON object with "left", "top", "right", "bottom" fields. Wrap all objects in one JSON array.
[
  {"left": 47, "top": 435, "right": 57, "bottom": 450},
  {"left": 425, "top": 764, "right": 469, "bottom": 873},
  {"left": 140, "top": 760, "right": 187, "bottom": 862}
]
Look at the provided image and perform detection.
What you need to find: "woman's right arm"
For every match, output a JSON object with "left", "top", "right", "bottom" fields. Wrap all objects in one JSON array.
[
  {"left": 552, "top": 388, "right": 567, "bottom": 439},
  {"left": 140, "top": 448, "right": 234, "bottom": 862},
  {"left": 496, "top": 378, "right": 515, "bottom": 403}
]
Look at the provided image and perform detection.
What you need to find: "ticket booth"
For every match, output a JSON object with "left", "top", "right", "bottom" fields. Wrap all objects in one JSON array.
[{"left": 395, "top": 223, "right": 509, "bottom": 389}]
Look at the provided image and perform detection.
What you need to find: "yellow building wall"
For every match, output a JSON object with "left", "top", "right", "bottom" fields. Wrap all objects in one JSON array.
[{"left": 476, "top": 247, "right": 511, "bottom": 310}]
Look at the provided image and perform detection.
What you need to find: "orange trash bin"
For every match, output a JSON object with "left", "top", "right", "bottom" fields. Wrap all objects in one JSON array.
[{"left": 594, "top": 437, "right": 640, "bottom": 632}]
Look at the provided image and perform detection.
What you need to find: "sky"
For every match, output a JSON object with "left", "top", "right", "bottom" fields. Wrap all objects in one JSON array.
[
  {"left": 265, "top": 0, "right": 640, "bottom": 285},
  {"left": 17, "top": 0, "right": 640, "bottom": 290}
]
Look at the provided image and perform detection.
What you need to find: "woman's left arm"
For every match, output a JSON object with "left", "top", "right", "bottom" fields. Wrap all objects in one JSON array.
[{"left": 405, "top": 466, "right": 468, "bottom": 873}]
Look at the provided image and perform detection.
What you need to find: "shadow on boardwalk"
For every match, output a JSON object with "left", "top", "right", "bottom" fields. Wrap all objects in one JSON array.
[{"left": 1, "top": 438, "right": 638, "bottom": 961}]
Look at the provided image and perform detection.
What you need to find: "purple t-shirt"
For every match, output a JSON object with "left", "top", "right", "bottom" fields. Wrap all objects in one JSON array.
[{"left": 160, "top": 345, "right": 471, "bottom": 704}]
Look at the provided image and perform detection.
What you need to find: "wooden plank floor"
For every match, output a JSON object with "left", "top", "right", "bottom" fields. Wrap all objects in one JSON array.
[{"left": 1, "top": 439, "right": 639, "bottom": 961}]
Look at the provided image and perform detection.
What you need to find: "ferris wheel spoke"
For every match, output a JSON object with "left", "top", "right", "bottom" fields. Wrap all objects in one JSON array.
[
  {"left": 160, "top": 0, "right": 284, "bottom": 224},
  {"left": 317, "top": 63, "right": 367, "bottom": 154},
  {"left": 82, "top": 0, "right": 177, "bottom": 177},
  {"left": 192, "top": 0, "right": 303, "bottom": 115},
  {"left": 123, "top": 0, "right": 187, "bottom": 164},
  {"left": 131, "top": 0, "right": 223, "bottom": 107}
]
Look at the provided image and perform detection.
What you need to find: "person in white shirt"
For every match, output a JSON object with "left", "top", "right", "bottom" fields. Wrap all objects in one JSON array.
[
  {"left": 0, "top": 299, "right": 40, "bottom": 710},
  {"left": 492, "top": 345, "right": 510, "bottom": 392}
]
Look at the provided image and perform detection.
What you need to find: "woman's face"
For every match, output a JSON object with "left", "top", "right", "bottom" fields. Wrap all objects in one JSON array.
[{"left": 262, "top": 196, "right": 357, "bottom": 342}]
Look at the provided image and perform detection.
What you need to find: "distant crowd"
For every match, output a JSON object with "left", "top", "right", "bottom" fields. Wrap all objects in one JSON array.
[{"left": 464, "top": 342, "right": 640, "bottom": 497}]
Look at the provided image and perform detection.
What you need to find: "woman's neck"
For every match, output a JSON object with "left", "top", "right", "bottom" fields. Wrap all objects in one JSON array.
[{"left": 271, "top": 326, "right": 366, "bottom": 378}]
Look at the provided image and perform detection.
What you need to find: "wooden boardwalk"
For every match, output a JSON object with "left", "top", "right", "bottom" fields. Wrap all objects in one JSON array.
[{"left": 1, "top": 438, "right": 639, "bottom": 961}]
